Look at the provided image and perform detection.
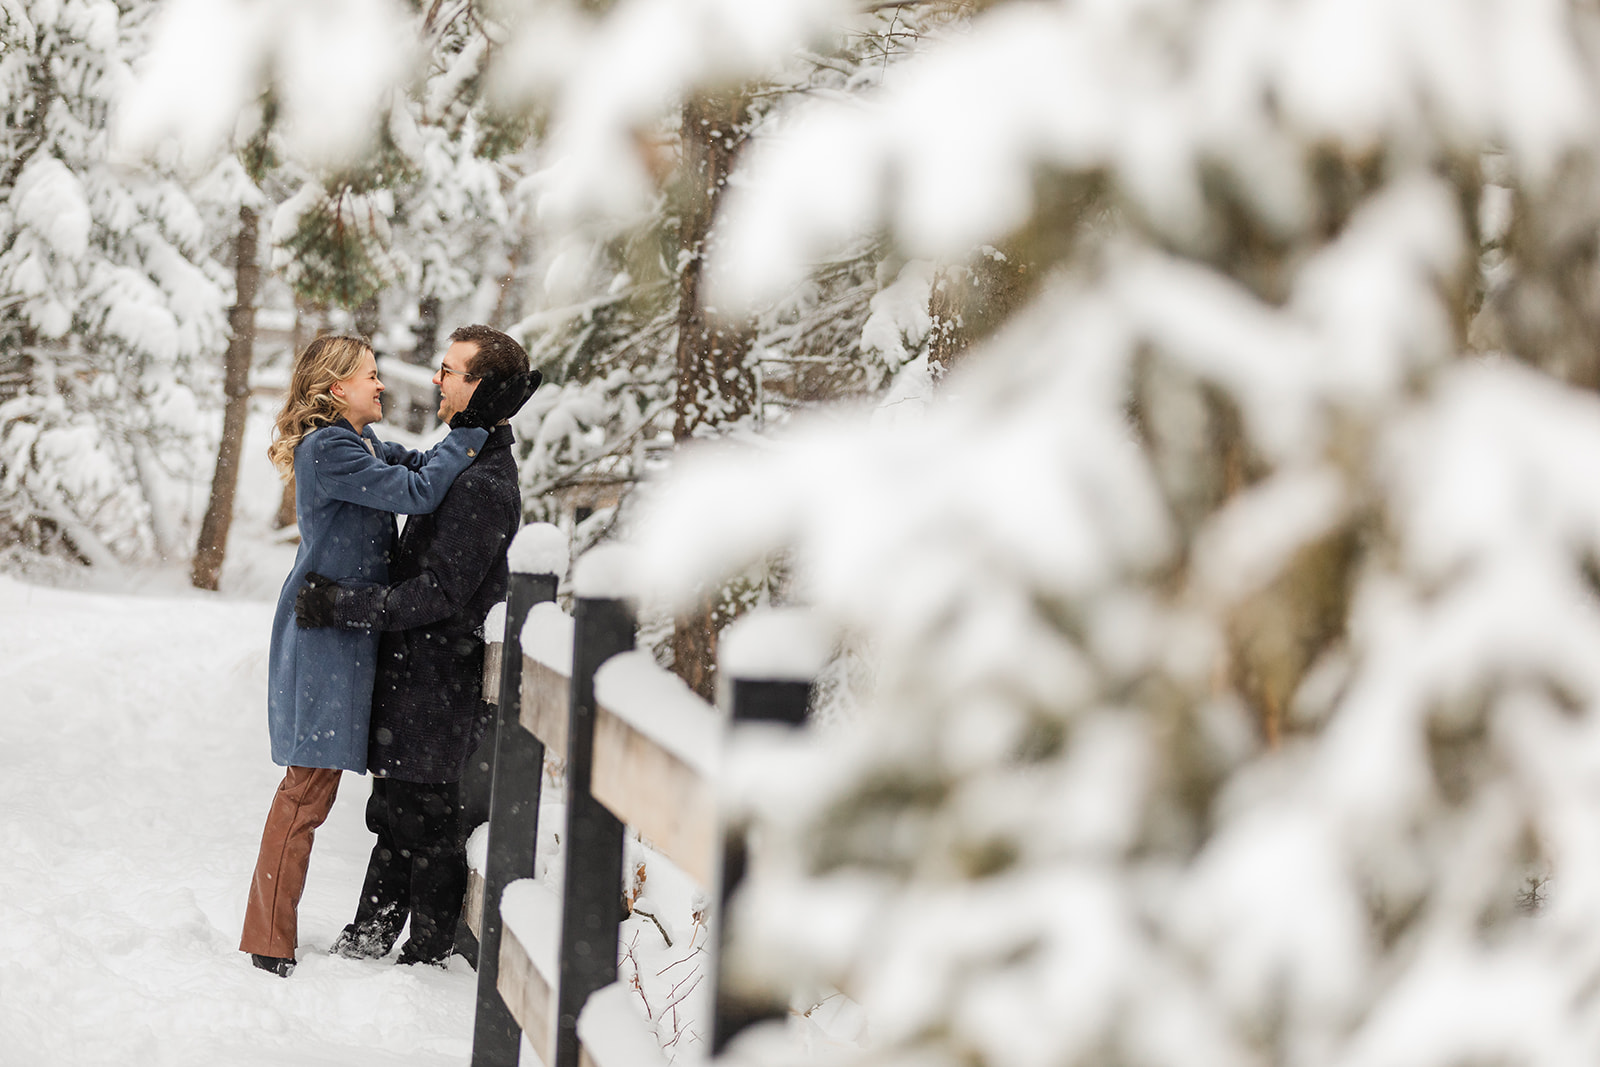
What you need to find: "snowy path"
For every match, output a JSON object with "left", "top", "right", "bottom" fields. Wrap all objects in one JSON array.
[{"left": 0, "top": 575, "right": 479, "bottom": 1066}]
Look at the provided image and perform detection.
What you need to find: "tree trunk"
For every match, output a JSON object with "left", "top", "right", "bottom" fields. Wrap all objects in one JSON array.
[
  {"left": 191, "top": 206, "right": 260, "bottom": 590},
  {"left": 292, "top": 294, "right": 311, "bottom": 357},
  {"left": 673, "top": 588, "right": 720, "bottom": 704},
  {"left": 414, "top": 294, "right": 441, "bottom": 365},
  {"left": 274, "top": 480, "right": 297, "bottom": 530},
  {"left": 926, "top": 266, "right": 965, "bottom": 381},
  {"left": 926, "top": 244, "right": 1031, "bottom": 381},
  {"left": 488, "top": 245, "right": 522, "bottom": 329},
  {"left": 355, "top": 293, "right": 380, "bottom": 343},
  {"left": 671, "top": 89, "right": 757, "bottom": 702}
]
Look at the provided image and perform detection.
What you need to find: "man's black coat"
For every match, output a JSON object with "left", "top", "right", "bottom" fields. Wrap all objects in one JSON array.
[{"left": 331, "top": 424, "right": 520, "bottom": 782}]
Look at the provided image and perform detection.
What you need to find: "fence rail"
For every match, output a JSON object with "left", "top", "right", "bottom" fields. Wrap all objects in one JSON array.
[{"left": 465, "top": 527, "right": 820, "bottom": 1067}]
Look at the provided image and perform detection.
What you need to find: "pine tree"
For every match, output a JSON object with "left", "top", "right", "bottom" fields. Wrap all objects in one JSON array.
[
  {"left": 388, "top": 4, "right": 530, "bottom": 342},
  {"left": 0, "top": 0, "right": 228, "bottom": 566},
  {"left": 627, "top": 3, "right": 1600, "bottom": 1065},
  {"left": 493, "top": 6, "right": 936, "bottom": 693}
]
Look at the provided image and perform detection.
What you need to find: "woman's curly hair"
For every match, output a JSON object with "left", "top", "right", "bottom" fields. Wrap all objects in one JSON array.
[{"left": 267, "top": 335, "right": 372, "bottom": 479}]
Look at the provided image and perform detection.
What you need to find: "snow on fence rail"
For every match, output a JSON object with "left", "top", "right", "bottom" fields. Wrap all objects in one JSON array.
[{"left": 464, "top": 526, "right": 821, "bottom": 1067}]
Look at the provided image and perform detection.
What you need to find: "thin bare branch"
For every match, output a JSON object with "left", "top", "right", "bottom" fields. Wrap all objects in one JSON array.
[
  {"left": 632, "top": 907, "right": 674, "bottom": 947},
  {"left": 661, "top": 973, "right": 704, "bottom": 1016}
]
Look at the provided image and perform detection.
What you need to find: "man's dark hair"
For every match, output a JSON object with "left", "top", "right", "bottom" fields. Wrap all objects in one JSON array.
[{"left": 449, "top": 324, "right": 530, "bottom": 382}]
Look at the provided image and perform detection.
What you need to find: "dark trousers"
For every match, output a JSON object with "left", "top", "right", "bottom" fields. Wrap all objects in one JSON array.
[{"left": 351, "top": 776, "right": 465, "bottom": 964}]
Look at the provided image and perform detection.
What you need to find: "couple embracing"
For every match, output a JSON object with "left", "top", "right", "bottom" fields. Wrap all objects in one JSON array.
[{"left": 240, "top": 325, "right": 539, "bottom": 977}]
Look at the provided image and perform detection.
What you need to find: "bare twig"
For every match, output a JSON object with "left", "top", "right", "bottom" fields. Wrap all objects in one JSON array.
[
  {"left": 881, "top": 10, "right": 899, "bottom": 80},
  {"left": 666, "top": 961, "right": 703, "bottom": 1000},
  {"left": 655, "top": 946, "right": 704, "bottom": 976},
  {"left": 632, "top": 907, "right": 674, "bottom": 947},
  {"left": 623, "top": 932, "right": 654, "bottom": 1017},
  {"left": 661, "top": 973, "right": 704, "bottom": 1016},
  {"left": 805, "top": 991, "right": 846, "bottom": 1016},
  {"left": 797, "top": 49, "right": 856, "bottom": 76},
  {"left": 655, "top": 923, "right": 710, "bottom": 976}
]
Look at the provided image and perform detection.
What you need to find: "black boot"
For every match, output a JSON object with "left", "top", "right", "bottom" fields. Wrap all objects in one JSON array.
[
  {"left": 330, "top": 903, "right": 405, "bottom": 960},
  {"left": 251, "top": 953, "right": 295, "bottom": 977},
  {"left": 396, "top": 945, "right": 451, "bottom": 968},
  {"left": 394, "top": 845, "right": 467, "bottom": 968}
]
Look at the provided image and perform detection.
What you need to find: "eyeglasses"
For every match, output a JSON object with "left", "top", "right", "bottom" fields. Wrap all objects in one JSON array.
[{"left": 438, "top": 364, "right": 478, "bottom": 382}]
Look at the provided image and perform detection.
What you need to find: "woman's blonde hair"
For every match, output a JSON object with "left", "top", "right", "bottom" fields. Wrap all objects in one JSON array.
[{"left": 267, "top": 335, "right": 373, "bottom": 478}]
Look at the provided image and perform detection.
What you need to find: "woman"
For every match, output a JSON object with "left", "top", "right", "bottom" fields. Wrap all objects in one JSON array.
[{"left": 240, "top": 335, "right": 512, "bottom": 977}]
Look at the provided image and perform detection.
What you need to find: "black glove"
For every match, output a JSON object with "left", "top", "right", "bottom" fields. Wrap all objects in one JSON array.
[
  {"left": 295, "top": 572, "right": 341, "bottom": 629},
  {"left": 449, "top": 369, "right": 542, "bottom": 430}
]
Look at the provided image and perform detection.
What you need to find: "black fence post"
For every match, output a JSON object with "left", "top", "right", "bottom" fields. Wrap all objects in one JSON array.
[
  {"left": 470, "top": 565, "right": 559, "bottom": 1067},
  {"left": 709, "top": 608, "right": 826, "bottom": 1056},
  {"left": 553, "top": 591, "right": 635, "bottom": 1067},
  {"left": 710, "top": 677, "right": 812, "bottom": 1054},
  {"left": 455, "top": 631, "right": 499, "bottom": 965}
]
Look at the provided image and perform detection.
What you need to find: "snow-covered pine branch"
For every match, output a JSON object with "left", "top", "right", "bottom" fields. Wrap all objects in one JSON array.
[{"left": 0, "top": 0, "right": 228, "bottom": 565}]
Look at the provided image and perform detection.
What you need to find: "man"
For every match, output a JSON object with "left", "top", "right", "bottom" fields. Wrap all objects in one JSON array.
[{"left": 295, "top": 324, "right": 539, "bottom": 967}]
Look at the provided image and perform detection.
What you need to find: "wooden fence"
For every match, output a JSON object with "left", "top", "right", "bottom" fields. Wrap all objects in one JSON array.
[{"left": 463, "top": 528, "right": 820, "bottom": 1067}]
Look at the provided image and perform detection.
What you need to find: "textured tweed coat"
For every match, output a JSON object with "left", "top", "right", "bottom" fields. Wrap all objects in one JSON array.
[
  {"left": 330, "top": 424, "right": 521, "bottom": 782},
  {"left": 266, "top": 419, "right": 488, "bottom": 772}
]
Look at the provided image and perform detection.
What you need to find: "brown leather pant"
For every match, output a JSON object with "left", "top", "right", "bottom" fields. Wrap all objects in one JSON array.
[{"left": 239, "top": 766, "right": 342, "bottom": 958}]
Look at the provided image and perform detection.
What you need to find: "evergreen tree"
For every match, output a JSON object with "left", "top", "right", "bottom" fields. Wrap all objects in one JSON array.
[
  {"left": 625, "top": 3, "right": 1600, "bottom": 1064},
  {"left": 0, "top": 0, "right": 228, "bottom": 566},
  {"left": 494, "top": 6, "right": 937, "bottom": 693},
  {"left": 257, "top": 4, "right": 531, "bottom": 355},
  {"left": 387, "top": 4, "right": 531, "bottom": 344}
]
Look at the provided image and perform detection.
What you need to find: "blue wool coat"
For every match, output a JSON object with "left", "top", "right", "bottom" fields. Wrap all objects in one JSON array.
[{"left": 266, "top": 418, "right": 488, "bottom": 771}]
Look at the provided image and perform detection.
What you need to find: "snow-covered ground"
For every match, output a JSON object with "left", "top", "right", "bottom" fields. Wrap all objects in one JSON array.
[
  {"left": 0, "top": 574, "right": 488, "bottom": 1065},
  {"left": 0, "top": 401, "right": 488, "bottom": 1065}
]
